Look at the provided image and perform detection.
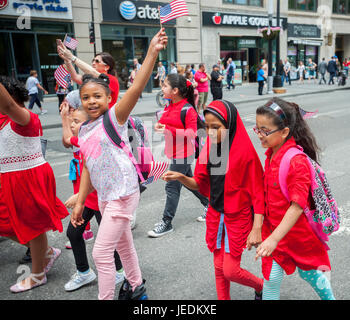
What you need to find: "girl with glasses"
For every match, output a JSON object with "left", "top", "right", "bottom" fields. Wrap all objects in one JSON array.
[{"left": 254, "top": 97, "right": 335, "bottom": 300}]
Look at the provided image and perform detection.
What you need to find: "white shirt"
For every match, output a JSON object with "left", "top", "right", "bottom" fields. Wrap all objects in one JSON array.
[{"left": 26, "top": 76, "right": 39, "bottom": 95}]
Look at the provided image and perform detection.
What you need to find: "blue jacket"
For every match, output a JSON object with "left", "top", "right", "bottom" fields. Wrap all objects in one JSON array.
[{"left": 257, "top": 69, "right": 265, "bottom": 81}]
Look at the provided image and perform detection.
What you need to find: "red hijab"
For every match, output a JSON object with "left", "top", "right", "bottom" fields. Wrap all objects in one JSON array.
[{"left": 194, "top": 100, "right": 264, "bottom": 214}]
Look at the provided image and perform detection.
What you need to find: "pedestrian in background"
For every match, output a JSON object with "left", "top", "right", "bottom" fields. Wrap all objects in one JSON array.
[
  {"left": 26, "top": 70, "right": 48, "bottom": 115},
  {"left": 210, "top": 64, "right": 224, "bottom": 101},
  {"left": 163, "top": 100, "right": 265, "bottom": 300},
  {"left": 0, "top": 76, "right": 68, "bottom": 293},
  {"left": 342, "top": 58, "right": 349, "bottom": 78},
  {"left": 307, "top": 58, "right": 317, "bottom": 84},
  {"left": 296, "top": 61, "right": 305, "bottom": 84},
  {"left": 185, "top": 70, "right": 199, "bottom": 108},
  {"left": 226, "top": 58, "right": 236, "bottom": 90},
  {"left": 257, "top": 64, "right": 265, "bottom": 96},
  {"left": 170, "top": 62, "right": 178, "bottom": 74},
  {"left": 255, "top": 98, "right": 335, "bottom": 300},
  {"left": 195, "top": 63, "right": 211, "bottom": 114},
  {"left": 318, "top": 58, "right": 328, "bottom": 85},
  {"left": 327, "top": 56, "right": 337, "bottom": 85},
  {"left": 154, "top": 61, "right": 166, "bottom": 87},
  {"left": 56, "top": 82, "right": 68, "bottom": 113},
  {"left": 283, "top": 58, "right": 292, "bottom": 85}
]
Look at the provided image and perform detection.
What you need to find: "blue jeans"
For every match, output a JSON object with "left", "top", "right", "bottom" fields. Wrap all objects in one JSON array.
[
  {"left": 28, "top": 93, "right": 42, "bottom": 110},
  {"left": 226, "top": 75, "right": 234, "bottom": 89}
]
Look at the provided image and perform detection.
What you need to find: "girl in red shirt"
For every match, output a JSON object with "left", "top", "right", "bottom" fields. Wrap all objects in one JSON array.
[
  {"left": 254, "top": 97, "right": 335, "bottom": 300},
  {"left": 148, "top": 74, "right": 209, "bottom": 238},
  {"left": 163, "top": 100, "right": 265, "bottom": 300}
]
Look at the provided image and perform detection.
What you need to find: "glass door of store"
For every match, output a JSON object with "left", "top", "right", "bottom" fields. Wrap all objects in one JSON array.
[
  {"left": 11, "top": 33, "right": 38, "bottom": 84},
  {"left": 0, "top": 33, "right": 14, "bottom": 77}
]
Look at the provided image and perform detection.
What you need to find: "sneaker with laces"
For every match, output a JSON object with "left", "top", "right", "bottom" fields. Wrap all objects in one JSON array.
[
  {"left": 83, "top": 230, "right": 94, "bottom": 242},
  {"left": 147, "top": 220, "right": 173, "bottom": 238},
  {"left": 196, "top": 205, "right": 208, "bottom": 222},
  {"left": 64, "top": 269, "right": 96, "bottom": 292},
  {"left": 115, "top": 269, "right": 125, "bottom": 285},
  {"left": 118, "top": 279, "right": 148, "bottom": 300}
]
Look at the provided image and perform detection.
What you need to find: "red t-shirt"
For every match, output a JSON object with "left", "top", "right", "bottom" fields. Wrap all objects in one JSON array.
[
  {"left": 70, "top": 136, "right": 99, "bottom": 211},
  {"left": 107, "top": 74, "right": 120, "bottom": 108},
  {"left": 159, "top": 99, "right": 197, "bottom": 159},
  {"left": 194, "top": 71, "right": 209, "bottom": 93}
]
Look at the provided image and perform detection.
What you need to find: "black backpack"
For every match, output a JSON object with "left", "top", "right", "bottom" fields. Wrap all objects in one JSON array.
[{"left": 180, "top": 103, "right": 207, "bottom": 159}]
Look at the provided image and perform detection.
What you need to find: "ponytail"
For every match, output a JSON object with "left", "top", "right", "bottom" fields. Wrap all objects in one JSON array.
[
  {"left": 166, "top": 74, "right": 196, "bottom": 108},
  {"left": 256, "top": 97, "right": 320, "bottom": 162}
]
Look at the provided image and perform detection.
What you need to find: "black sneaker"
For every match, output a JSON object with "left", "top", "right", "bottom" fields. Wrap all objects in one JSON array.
[
  {"left": 118, "top": 279, "right": 148, "bottom": 300},
  {"left": 255, "top": 290, "right": 263, "bottom": 300},
  {"left": 147, "top": 220, "right": 173, "bottom": 238},
  {"left": 18, "top": 248, "right": 31, "bottom": 264}
]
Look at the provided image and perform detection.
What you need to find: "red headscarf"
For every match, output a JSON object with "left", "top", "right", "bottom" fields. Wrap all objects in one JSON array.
[{"left": 194, "top": 100, "right": 265, "bottom": 214}]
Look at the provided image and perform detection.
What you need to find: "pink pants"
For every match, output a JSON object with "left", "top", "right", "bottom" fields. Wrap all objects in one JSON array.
[{"left": 92, "top": 191, "right": 142, "bottom": 300}]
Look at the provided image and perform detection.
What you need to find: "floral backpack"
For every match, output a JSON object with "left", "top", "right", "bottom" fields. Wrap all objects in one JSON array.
[{"left": 279, "top": 146, "right": 340, "bottom": 250}]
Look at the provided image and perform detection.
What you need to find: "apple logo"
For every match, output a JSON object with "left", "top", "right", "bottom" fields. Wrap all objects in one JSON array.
[
  {"left": 212, "top": 13, "right": 222, "bottom": 25},
  {"left": 0, "top": 0, "right": 9, "bottom": 10}
]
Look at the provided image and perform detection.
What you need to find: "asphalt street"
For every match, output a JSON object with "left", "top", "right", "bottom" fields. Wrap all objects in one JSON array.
[{"left": 0, "top": 89, "right": 349, "bottom": 302}]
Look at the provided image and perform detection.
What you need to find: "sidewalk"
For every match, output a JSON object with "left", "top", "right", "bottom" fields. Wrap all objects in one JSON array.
[{"left": 31, "top": 81, "right": 350, "bottom": 130}]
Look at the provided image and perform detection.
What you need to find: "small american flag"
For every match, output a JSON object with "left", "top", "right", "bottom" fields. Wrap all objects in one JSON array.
[
  {"left": 159, "top": 0, "right": 189, "bottom": 24},
  {"left": 64, "top": 35, "right": 79, "bottom": 50},
  {"left": 54, "top": 65, "right": 71, "bottom": 89},
  {"left": 142, "top": 161, "right": 169, "bottom": 185},
  {"left": 299, "top": 108, "right": 318, "bottom": 119}
]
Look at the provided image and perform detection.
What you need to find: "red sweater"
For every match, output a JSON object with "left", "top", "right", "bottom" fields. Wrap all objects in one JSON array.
[{"left": 159, "top": 99, "right": 197, "bottom": 159}]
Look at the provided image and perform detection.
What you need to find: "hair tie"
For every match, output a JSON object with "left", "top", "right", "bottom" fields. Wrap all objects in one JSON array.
[{"left": 186, "top": 79, "right": 192, "bottom": 88}]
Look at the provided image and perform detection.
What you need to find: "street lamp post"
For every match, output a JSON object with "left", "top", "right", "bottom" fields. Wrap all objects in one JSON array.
[
  {"left": 267, "top": 0, "right": 273, "bottom": 94},
  {"left": 273, "top": 0, "right": 283, "bottom": 89}
]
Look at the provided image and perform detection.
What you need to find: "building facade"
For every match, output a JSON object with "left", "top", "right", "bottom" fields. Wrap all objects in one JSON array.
[{"left": 0, "top": 0, "right": 350, "bottom": 93}]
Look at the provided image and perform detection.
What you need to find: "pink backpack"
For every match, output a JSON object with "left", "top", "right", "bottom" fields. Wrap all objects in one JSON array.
[{"left": 279, "top": 146, "right": 340, "bottom": 250}]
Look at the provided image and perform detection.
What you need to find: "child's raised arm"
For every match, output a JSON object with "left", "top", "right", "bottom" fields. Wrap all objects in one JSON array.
[
  {"left": 60, "top": 101, "right": 74, "bottom": 148},
  {"left": 115, "top": 28, "right": 168, "bottom": 125},
  {"left": 0, "top": 83, "right": 30, "bottom": 126}
]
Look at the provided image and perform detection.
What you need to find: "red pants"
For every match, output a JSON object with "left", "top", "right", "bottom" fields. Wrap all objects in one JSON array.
[{"left": 213, "top": 247, "right": 263, "bottom": 300}]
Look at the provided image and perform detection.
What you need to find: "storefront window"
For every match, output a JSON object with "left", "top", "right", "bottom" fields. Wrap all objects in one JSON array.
[
  {"left": 288, "top": 0, "right": 318, "bottom": 11},
  {"left": 101, "top": 25, "right": 177, "bottom": 90},
  {"left": 333, "top": 0, "right": 350, "bottom": 14},
  {"left": 222, "top": 0, "right": 263, "bottom": 6}
]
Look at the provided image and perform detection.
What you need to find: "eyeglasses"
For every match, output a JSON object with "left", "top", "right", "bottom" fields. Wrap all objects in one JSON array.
[
  {"left": 92, "top": 58, "right": 107, "bottom": 65},
  {"left": 253, "top": 126, "right": 281, "bottom": 137}
]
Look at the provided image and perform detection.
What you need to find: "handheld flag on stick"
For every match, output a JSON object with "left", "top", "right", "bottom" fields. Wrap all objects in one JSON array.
[
  {"left": 141, "top": 161, "right": 170, "bottom": 186},
  {"left": 299, "top": 108, "right": 318, "bottom": 119},
  {"left": 63, "top": 34, "right": 79, "bottom": 50},
  {"left": 159, "top": 0, "right": 189, "bottom": 24},
  {"left": 54, "top": 65, "right": 71, "bottom": 89}
]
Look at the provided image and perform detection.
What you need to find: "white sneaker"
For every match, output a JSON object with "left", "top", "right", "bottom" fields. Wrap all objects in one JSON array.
[
  {"left": 115, "top": 269, "right": 125, "bottom": 285},
  {"left": 196, "top": 205, "right": 208, "bottom": 222},
  {"left": 40, "top": 110, "right": 48, "bottom": 115},
  {"left": 64, "top": 269, "right": 96, "bottom": 292}
]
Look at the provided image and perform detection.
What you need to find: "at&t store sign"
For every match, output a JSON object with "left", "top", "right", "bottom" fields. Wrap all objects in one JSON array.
[{"left": 102, "top": 0, "right": 175, "bottom": 25}]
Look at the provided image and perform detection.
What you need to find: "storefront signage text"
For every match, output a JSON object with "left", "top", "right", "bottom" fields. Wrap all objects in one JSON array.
[
  {"left": 287, "top": 23, "right": 321, "bottom": 38},
  {"left": 0, "top": 0, "right": 72, "bottom": 19},
  {"left": 203, "top": 12, "right": 287, "bottom": 29},
  {"left": 102, "top": 0, "right": 175, "bottom": 25}
]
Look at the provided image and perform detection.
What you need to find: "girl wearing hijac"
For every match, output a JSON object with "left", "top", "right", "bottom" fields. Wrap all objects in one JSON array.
[
  {"left": 60, "top": 102, "right": 125, "bottom": 292},
  {"left": 254, "top": 98, "right": 335, "bottom": 300},
  {"left": 163, "top": 100, "right": 265, "bottom": 300},
  {"left": 0, "top": 76, "right": 68, "bottom": 293},
  {"left": 71, "top": 29, "right": 168, "bottom": 300},
  {"left": 56, "top": 43, "right": 120, "bottom": 109},
  {"left": 148, "top": 74, "right": 209, "bottom": 238}
]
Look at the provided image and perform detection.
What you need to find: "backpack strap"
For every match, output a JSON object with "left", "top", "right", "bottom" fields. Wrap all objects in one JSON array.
[
  {"left": 278, "top": 147, "right": 306, "bottom": 202},
  {"left": 180, "top": 103, "right": 193, "bottom": 129},
  {"left": 102, "top": 110, "right": 146, "bottom": 183}
]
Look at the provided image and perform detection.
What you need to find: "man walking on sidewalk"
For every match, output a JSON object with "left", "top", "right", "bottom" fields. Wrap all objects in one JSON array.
[
  {"left": 318, "top": 58, "right": 328, "bottom": 85},
  {"left": 210, "top": 64, "right": 224, "bottom": 100},
  {"left": 327, "top": 56, "right": 337, "bottom": 85}
]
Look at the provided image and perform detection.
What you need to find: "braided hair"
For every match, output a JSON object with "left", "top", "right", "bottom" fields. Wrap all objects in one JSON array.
[
  {"left": 256, "top": 97, "right": 320, "bottom": 163},
  {"left": 0, "top": 76, "right": 29, "bottom": 107}
]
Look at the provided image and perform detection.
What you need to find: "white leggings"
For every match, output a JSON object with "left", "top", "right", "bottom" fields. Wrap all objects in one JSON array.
[{"left": 262, "top": 260, "right": 335, "bottom": 300}]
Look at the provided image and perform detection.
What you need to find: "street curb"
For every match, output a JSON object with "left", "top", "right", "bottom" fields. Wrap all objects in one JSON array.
[{"left": 42, "top": 86, "right": 349, "bottom": 130}]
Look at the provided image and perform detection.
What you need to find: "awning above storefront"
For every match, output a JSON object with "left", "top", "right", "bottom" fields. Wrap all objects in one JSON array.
[{"left": 288, "top": 37, "right": 323, "bottom": 46}]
